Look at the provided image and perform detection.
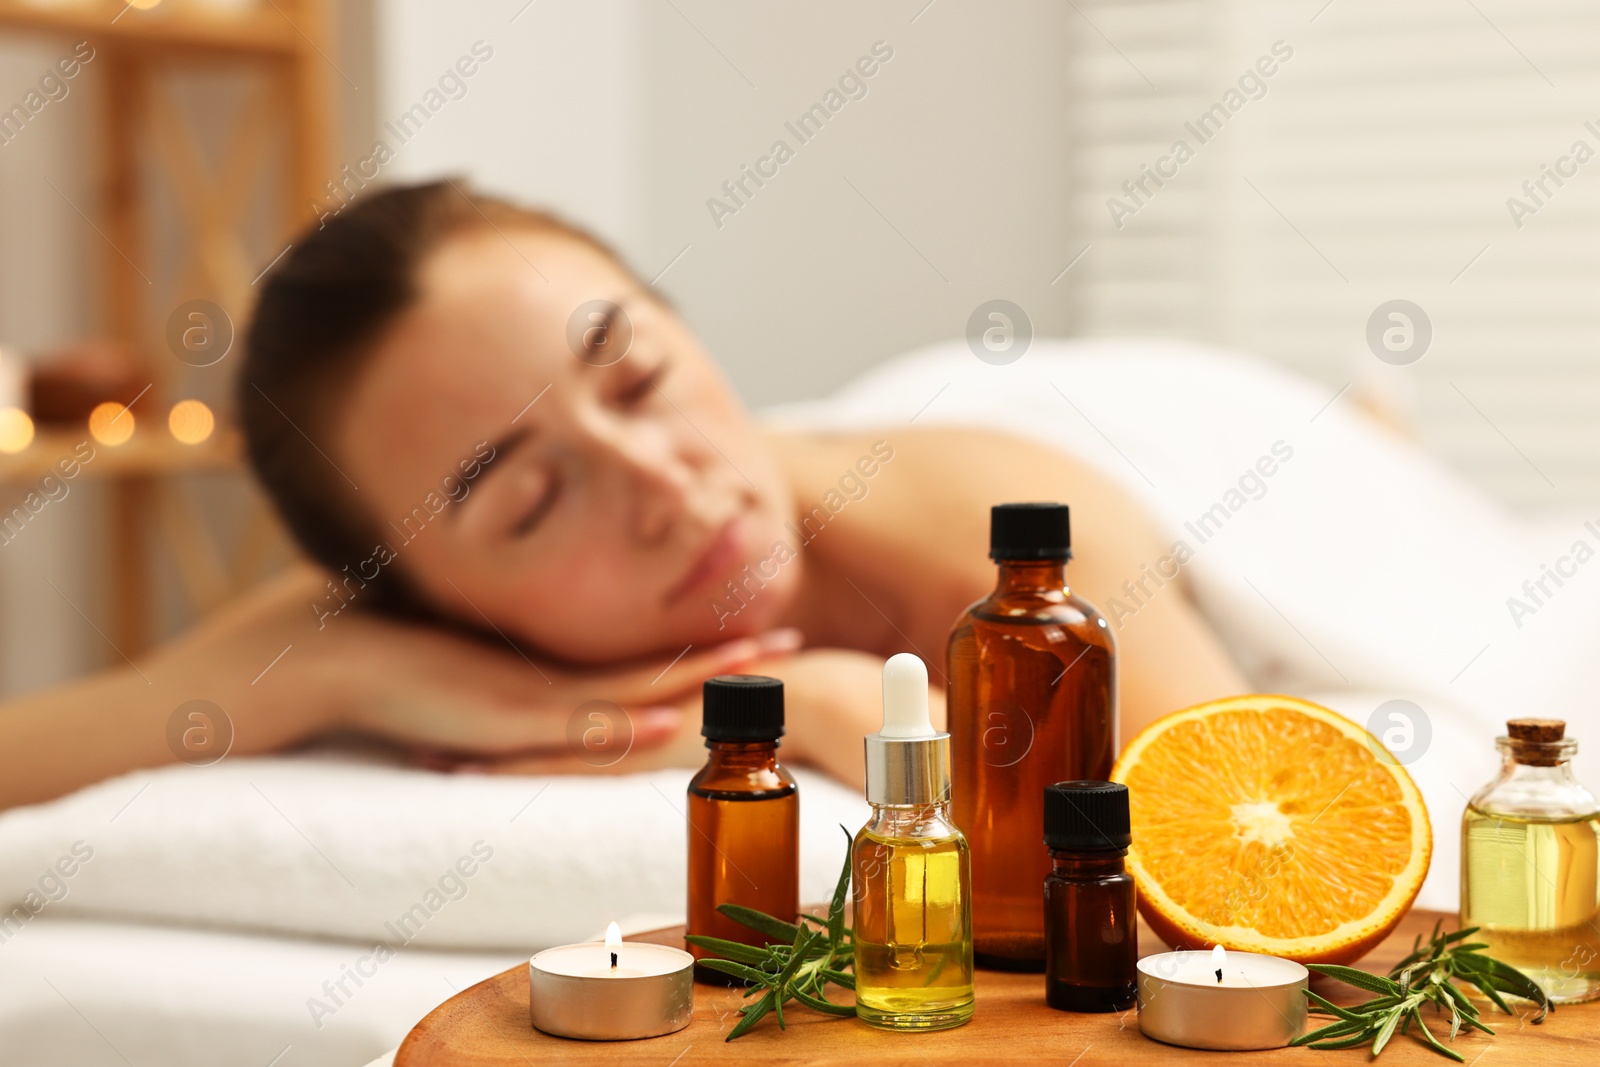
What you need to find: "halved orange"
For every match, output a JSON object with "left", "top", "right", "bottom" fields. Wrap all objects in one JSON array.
[{"left": 1111, "top": 694, "right": 1430, "bottom": 965}]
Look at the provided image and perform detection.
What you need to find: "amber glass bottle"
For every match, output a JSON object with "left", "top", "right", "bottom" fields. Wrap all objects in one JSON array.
[
  {"left": 948, "top": 503, "right": 1116, "bottom": 971},
  {"left": 1044, "top": 781, "right": 1137, "bottom": 1012},
  {"left": 686, "top": 675, "right": 799, "bottom": 984}
]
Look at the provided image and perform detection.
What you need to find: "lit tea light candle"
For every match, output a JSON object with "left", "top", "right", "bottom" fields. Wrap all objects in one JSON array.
[
  {"left": 0, "top": 408, "right": 34, "bottom": 454},
  {"left": 1137, "top": 944, "right": 1308, "bottom": 1050},
  {"left": 529, "top": 922, "right": 694, "bottom": 1040},
  {"left": 89, "top": 401, "right": 134, "bottom": 446},
  {"left": 168, "top": 399, "right": 215, "bottom": 445}
]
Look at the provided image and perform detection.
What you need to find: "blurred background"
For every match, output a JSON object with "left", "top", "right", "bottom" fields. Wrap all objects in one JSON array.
[{"left": 0, "top": 0, "right": 1595, "bottom": 697}]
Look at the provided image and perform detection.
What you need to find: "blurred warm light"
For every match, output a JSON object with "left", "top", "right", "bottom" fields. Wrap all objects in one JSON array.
[
  {"left": 89, "top": 402, "right": 135, "bottom": 446},
  {"left": 168, "top": 399, "right": 215, "bottom": 445},
  {"left": 126, "top": 0, "right": 163, "bottom": 10},
  {"left": 0, "top": 409, "right": 34, "bottom": 454}
]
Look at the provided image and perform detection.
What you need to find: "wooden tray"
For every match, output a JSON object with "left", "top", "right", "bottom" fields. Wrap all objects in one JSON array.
[{"left": 396, "top": 910, "right": 1599, "bottom": 1065}]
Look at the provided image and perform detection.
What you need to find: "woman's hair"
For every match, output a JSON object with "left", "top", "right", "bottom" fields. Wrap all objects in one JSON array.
[{"left": 239, "top": 179, "right": 628, "bottom": 614}]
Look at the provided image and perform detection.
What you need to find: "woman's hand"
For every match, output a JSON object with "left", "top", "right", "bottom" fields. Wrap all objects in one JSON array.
[
  {"left": 224, "top": 565, "right": 801, "bottom": 760},
  {"left": 327, "top": 609, "right": 802, "bottom": 761},
  {"left": 457, "top": 646, "right": 945, "bottom": 789}
]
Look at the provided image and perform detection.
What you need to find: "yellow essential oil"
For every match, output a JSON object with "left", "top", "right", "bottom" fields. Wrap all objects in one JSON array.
[
  {"left": 853, "top": 653, "right": 976, "bottom": 1031},
  {"left": 1462, "top": 808, "right": 1600, "bottom": 1002},
  {"left": 853, "top": 811, "right": 975, "bottom": 1029},
  {"left": 1460, "top": 719, "right": 1600, "bottom": 1004}
]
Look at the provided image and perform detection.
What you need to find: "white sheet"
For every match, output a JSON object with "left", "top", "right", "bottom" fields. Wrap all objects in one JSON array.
[{"left": 0, "top": 916, "right": 519, "bottom": 1067}]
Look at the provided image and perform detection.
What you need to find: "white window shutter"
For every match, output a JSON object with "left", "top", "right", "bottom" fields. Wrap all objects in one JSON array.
[{"left": 1065, "top": 0, "right": 1600, "bottom": 507}]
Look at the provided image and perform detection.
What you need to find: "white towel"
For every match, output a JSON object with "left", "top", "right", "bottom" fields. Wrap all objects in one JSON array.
[{"left": 0, "top": 756, "right": 867, "bottom": 951}]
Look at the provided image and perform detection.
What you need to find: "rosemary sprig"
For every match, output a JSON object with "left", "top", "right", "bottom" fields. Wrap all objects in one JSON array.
[
  {"left": 1291, "top": 922, "right": 1552, "bottom": 1061},
  {"left": 684, "top": 826, "right": 856, "bottom": 1041}
]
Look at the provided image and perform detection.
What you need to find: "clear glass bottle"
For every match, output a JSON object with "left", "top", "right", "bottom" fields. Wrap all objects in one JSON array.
[
  {"left": 686, "top": 675, "right": 799, "bottom": 984},
  {"left": 1043, "top": 781, "right": 1137, "bottom": 1012},
  {"left": 1461, "top": 718, "right": 1600, "bottom": 1003},
  {"left": 948, "top": 503, "right": 1116, "bottom": 971},
  {"left": 852, "top": 653, "right": 976, "bottom": 1031}
]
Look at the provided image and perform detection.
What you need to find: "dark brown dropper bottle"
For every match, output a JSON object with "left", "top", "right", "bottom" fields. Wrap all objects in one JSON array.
[
  {"left": 686, "top": 675, "right": 799, "bottom": 984},
  {"left": 1043, "top": 781, "right": 1137, "bottom": 1012}
]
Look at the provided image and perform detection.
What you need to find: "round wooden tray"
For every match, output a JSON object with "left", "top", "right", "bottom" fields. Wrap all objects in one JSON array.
[{"left": 395, "top": 910, "right": 1596, "bottom": 1066}]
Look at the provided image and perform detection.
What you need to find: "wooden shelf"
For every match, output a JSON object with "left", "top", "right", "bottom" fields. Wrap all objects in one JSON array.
[
  {"left": 0, "top": 425, "right": 241, "bottom": 482},
  {"left": 0, "top": 0, "right": 298, "bottom": 56},
  {"left": 0, "top": 0, "right": 330, "bottom": 653}
]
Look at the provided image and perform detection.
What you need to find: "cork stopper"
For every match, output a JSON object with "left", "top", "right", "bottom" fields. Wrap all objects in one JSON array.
[
  {"left": 1507, "top": 719, "right": 1564, "bottom": 743},
  {"left": 1505, "top": 719, "right": 1568, "bottom": 766}
]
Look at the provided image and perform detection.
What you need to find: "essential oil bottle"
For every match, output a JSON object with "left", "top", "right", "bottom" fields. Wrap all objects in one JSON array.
[
  {"left": 686, "top": 675, "right": 799, "bottom": 984},
  {"left": 947, "top": 503, "right": 1116, "bottom": 970},
  {"left": 1461, "top": 718, "right": 1600, "bottom": 1003},
  {"left": 1043, "top": 781, "right": 1138, "bottom": 1012},
  {"left": 852, "top": 653, "right": 976, "bottom": 1031}
]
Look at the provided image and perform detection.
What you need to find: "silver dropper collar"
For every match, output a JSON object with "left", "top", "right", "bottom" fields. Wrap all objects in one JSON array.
[
  {"left": 865, "top": 731, "right": 951, "bottom": 806},
  {"left": 863, "top": 653, "right": 951, "bottom": 806}
]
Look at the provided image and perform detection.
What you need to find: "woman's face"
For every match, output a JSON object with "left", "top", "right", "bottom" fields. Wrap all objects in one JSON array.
[{"left": 336, "top": 228, "right": 802, "bottom": 664}]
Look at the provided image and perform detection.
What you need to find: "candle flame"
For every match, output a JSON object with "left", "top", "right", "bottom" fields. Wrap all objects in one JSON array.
[
  {"left": 1212, "top": 943, "right": 1226, "bottom": 983},
  {"left": 606, "top": 921, "right": 622, "bottom": 969}
]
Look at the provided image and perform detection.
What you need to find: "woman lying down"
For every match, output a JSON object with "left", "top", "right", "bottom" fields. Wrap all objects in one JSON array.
[{"left": 0, "top": 180, "right": 1562, "bottom": 812}]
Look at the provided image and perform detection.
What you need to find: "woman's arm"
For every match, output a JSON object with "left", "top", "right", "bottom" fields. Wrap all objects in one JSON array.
[{"left": 0, "top": 564, "right": 797, "bottom": 810}]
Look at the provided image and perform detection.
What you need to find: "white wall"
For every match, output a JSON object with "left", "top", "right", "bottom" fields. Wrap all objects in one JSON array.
[
  {"left": 375, "top": 0, "right": 641, "bottom": 258},
  {"left": 373, "top": 0, "right": 1079, "bottom": 406}
]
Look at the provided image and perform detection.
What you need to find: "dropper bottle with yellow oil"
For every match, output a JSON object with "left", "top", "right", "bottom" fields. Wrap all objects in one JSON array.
[{"left": 852, "top": 653, "right": 976, "bottom": 1031}]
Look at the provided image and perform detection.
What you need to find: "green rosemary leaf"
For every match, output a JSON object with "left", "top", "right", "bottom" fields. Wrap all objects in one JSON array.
[
  {"left": 828, "top": 825, "right": 853, "bottom": 946},
  {"left": 725, "top": 991, "right": 775, "bottom": 1042},
  {"left": 696, "top": 959, "right": 777, "bottom": 987},
  {"left": 1454, "top": 969, "right": 1514, "bottom": 1016},
  {"left": 788, "top": 984, "right": 858, "bottom": 1017},
  {"left": 821, "top": 967, "right": 857, "bottom": 990},
  {"left": 1440, "top": 977, "right": 1493, "bottom": 1031},
  {"left": 1409, "top": 1009, "right": 1467, "bottom": 1063},
  {"left": 682, "top": 935, "right": 778, "bottom": 967},
  {"left": 1308, "top": 964, "right": 1404, "bottom": 995},
  {"left": 1307, "top": 1031, "right": 1384, "bottom": 1051},
  {"left": 1371, "top": 1006, "right": 1405, "bottom": 1056},
  {"left": 1304, "top": 989, "right": 1370, "bottom": 1022},
  {"left": 1293, "top": 1017, "right": 1372, "bottom": 1044},
  {"left": 1455, "top": 954, "right": 1551, "bottom": 1020},
  {"left": 715, "top": 904, "right": 802, "bottom": 944}
]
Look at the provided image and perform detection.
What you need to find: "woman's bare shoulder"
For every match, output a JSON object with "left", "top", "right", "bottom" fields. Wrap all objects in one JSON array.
[{"left": 765, "top": 423, "right": 1152, "bottom": 531}]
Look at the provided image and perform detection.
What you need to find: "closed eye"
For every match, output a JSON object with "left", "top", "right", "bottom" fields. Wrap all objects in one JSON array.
[
  {"left": 617, "top": 360, "right": 670, "bottom": 408},
  {"left": 512, "top": 474, "right": 562, "bottom": 537}
]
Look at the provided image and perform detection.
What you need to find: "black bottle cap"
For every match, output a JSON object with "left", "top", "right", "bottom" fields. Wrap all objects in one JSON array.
[
  {"left": 1044, "top": 781, "right": 1131, "bottom": 851},
  {"left": 702, "top": 675, "right": 784, "bottom": 741},
  {"left": 990, "top": 503, "right": 1072, "bottom": 561}
]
